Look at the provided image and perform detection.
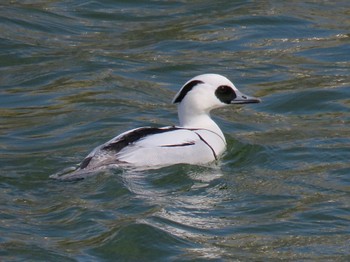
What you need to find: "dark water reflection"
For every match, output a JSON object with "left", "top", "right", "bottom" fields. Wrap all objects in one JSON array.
[{"left": 1, "top": 0, "right": 350, "bottom": 260}]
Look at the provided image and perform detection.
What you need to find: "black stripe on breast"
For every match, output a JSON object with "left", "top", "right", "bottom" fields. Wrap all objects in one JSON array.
[
  {"left": 194, "top": 132, "right": 218, "bottom": 161},
  {"left": 102, "top": 127, "right": 182, "bottom": 153}
]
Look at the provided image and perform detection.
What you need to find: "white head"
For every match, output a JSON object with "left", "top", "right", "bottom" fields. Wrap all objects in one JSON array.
[{"left": 172, "top": 74, "right": 260, "bottom": 128}]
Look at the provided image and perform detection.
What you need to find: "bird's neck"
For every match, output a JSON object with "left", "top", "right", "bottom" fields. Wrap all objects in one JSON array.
[{"left": 177, "top": 107, "right": 225, "bottom": 140}]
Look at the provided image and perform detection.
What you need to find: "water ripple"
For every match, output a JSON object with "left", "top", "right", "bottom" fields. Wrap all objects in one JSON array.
[{"left": 1, "top": 0, "right": 350, "bottom": 260}]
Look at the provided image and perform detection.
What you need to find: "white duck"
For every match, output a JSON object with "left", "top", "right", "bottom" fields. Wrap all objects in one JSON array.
[{"left": 51, "top": 74, "right": 260, "bottom": 180}]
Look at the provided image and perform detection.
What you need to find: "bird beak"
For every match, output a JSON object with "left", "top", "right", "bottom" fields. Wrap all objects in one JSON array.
[{"left": 231, "top": 90, "right": 261, "bottom": 104}]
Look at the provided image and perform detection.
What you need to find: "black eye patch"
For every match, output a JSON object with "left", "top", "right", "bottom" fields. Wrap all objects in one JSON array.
[{"left": 215, "top": 85, "right": 236, "bottom": 104}]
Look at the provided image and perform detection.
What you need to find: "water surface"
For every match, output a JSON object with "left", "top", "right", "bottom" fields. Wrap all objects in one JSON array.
[{"left": 1, "top": 1, "right": 350, "bottom": 261}]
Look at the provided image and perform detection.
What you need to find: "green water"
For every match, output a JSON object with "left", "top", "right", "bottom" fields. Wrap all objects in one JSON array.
[{"left": 1, "top": 1, "right": 349, "bottom": 261}]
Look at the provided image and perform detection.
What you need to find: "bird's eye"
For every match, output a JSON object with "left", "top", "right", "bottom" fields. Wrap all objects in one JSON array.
[
  {"left": 217, "top": 85, "right": 231, "bottom": 94},
  {"left": 215, "top": 85, "right": 236, "bottom": 104}
]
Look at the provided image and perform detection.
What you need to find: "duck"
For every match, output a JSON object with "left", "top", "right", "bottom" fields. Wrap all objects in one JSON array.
[{"left": 51, "top": 74, "right": 260, "bottom": 180}]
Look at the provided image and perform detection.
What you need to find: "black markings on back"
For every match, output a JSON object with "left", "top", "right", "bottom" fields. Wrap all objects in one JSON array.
[
  {"left": 215, "top": 85, "right": 236, "bottom": 104},
  {"left": 173, "top": 80, "right": 204, "bottom": 104},
  {"left": 102, "top": 127, "right": 182, "bottom": 153}
]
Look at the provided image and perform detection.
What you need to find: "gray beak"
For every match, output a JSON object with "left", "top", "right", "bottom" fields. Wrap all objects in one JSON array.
[{"left": 231, "top": 90, "right": 261, "bottom": 104}]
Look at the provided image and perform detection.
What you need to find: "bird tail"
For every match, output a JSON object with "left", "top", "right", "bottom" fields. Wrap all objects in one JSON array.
[{"left": 49, "top": 166, "right": 97, "bottom": 181}]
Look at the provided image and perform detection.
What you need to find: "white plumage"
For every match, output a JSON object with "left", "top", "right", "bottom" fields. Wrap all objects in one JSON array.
[{"left": 51, "top": 74, "right": 260, "bottom": 180}]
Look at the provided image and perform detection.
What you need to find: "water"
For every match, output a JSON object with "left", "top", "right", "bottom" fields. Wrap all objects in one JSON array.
[{"left": 1, "top": 0, "right": 349, "bottom": 260}]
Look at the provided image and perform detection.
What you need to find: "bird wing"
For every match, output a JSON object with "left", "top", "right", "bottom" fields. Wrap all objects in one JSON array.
[
  {"left": 52, "top": 126, "right": 221, "bottom": 180},
  {"left": 78, "top": 126, "right": 220, "bottom": 170},
  {"left": 113, "top": 127, "right": 218, "bottom": 166}
]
